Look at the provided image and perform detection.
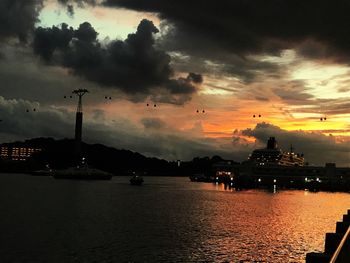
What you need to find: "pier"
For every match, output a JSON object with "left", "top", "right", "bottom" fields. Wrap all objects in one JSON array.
[{"left": 306, "top": 209, "right": 350, "bottom": 263}]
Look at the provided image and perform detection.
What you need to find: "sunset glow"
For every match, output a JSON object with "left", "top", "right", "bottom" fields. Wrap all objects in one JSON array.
[{"left": 0, "top": 0, "right": 349, "bottom": 165}]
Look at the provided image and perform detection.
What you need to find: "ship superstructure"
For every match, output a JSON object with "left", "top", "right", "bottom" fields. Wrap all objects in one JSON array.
[
  {"left": 248, "top": 137, "right": 304, "bottom": 166},
  {"left": 210, "top": 137, "right": 350, "bottom": 191}
]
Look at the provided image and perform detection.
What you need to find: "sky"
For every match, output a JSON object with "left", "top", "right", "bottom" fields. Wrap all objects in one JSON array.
[{"left": 0, "top": 0, "right": 349, "bottom": 166}]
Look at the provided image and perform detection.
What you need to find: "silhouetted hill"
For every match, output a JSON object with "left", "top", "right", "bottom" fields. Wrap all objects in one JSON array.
[{"left": 0, "top": 138, "right": 238, "bottom": 176}]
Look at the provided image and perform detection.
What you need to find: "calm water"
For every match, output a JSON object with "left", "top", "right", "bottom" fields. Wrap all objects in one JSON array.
[{"left": 0, "top": 174, "right": 349, "bottom": 263}]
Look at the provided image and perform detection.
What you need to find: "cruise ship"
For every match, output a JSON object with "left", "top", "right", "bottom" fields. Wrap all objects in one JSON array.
[
  {"left": 247, "top": 137, "right": 305, "bottom": 167},
  {"left": 213, "top": 137, "right": 350, "bottom": 191}
]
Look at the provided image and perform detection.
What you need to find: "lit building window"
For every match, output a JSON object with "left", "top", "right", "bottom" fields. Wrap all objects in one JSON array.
[{"left": 0, "top": 146, "right": 42, "bottom": 161}]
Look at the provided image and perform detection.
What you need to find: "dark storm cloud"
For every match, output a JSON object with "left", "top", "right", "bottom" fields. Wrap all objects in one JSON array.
[
  {"left": 0, "top": 0, "right": 90, "bottom": 42},
  {"left": 255, "top": 96, "right": 269, "bottom": 102},
  {"left": 84, "top": 125, "right": 245, "bottom": 161},
  {"left": 0, "top": 96, "right": 74, "bottom": 140},
  {"left": 33, "top": 23, "right": 74, "bottom": 61},
  {"left": 187, "top": 73, "right": 203, "bottom": 84},
  {"left": 244, "top": 80, "right": 315, "bottom": 105},
  {"left": 273, "top": 88, "right": 314, "bottom": 102},
  {"left": 169, "top": 50, "right": 281, "bottom": 83},
  {"left": 0, "top": 45, "right": 104, "bottom": 105},
  {"left": 66, "top": 4, "right": 74, "bottom": 17},
  {"left": 284, "top": 97, "right": 350, "bottom": 116},
  {"left": 0, "top": 96, "right": 244, "bottom": 161},
  {"left": 104, "top": 0, "right": 350, "bottom": 62},
  {"left": 323, "top": 101, "right": 350, "bottom": 115},
  {"left": 0, "top": 0, "right": 97, "bottom": 43},
  {"left": 165, "top": 73, "right": 201, "bottom": 94},
  {"left": 0, "top": 0, "right": 43, "bottom": 42},
  {"left": 57, "top": 0, "right": 96, "bottom": 17},
  {"left": 241, "top": 122, "right": 350, "bottom": 166},
  {"left": 57, "top": 0, "right": 97, "bottom": 7},
  {"left": 308, "top": 99, "right": 350, "bottom": 116},
  {"left": 223, "top": 58, "right": 281, "bottom": 83},
  {"left": 141, "top": 117, "right": 166, "bottom": 129},
  {"left": 33, "top": 19, "right": 201, "bottom": 104}
]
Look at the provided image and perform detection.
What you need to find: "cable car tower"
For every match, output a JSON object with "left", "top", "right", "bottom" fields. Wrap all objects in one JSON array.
[{"left": 72, "top": 89, "right": 89, "bottom": 157}]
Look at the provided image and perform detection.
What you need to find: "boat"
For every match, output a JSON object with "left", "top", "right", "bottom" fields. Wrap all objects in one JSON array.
[
  {"left": 212, "top": 138, "right": 307, "bottom": 184},
  {"left": 130, "top": 175, "right": 144, "bottom": 185},
  {"left": 247, "top": 137, "right": 305, "bottom": 166},
  {"left": 239, "top": 137, "right": 350, "bottom": 190},
  {"left": 189, "top": 173, "right": 214, "bottom": 182},
  {"left": 53, "top": 164, "right": 112, "bottom": 180},
  {"left": 209, "top": 137, "right": 350, "bottom": 191},
  {"left": 31, "top": 165, "right": 53, "bottom": 176},
  {"left": 239, "top": 137, "right": 309, "bottom": 180}
]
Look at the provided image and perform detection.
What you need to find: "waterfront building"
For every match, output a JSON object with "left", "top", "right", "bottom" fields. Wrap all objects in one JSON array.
[{"left": 0, "top": 146, "right": 41, "bottom": 161}]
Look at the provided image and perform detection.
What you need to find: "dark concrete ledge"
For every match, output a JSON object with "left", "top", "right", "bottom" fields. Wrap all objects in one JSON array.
[
  {"left": 306, "top": 209, "right": 350, "bottom": 263},
  {"left": 305, "top": 252, "right": 331, "bottom": 263}
]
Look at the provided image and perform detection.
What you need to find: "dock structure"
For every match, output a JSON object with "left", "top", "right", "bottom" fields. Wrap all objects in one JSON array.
[{"left": 306, "top": 209, "right": 350, "bottom": 263}]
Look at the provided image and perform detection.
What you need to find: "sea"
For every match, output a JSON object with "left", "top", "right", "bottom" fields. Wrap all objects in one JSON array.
[{"left": 0, "top": 174, "right": 349, "bottom": 263}]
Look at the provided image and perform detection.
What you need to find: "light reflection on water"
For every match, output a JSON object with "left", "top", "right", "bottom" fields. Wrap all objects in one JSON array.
[{"left": 0, "top": 174, "right": 349, "bottom": 263}]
